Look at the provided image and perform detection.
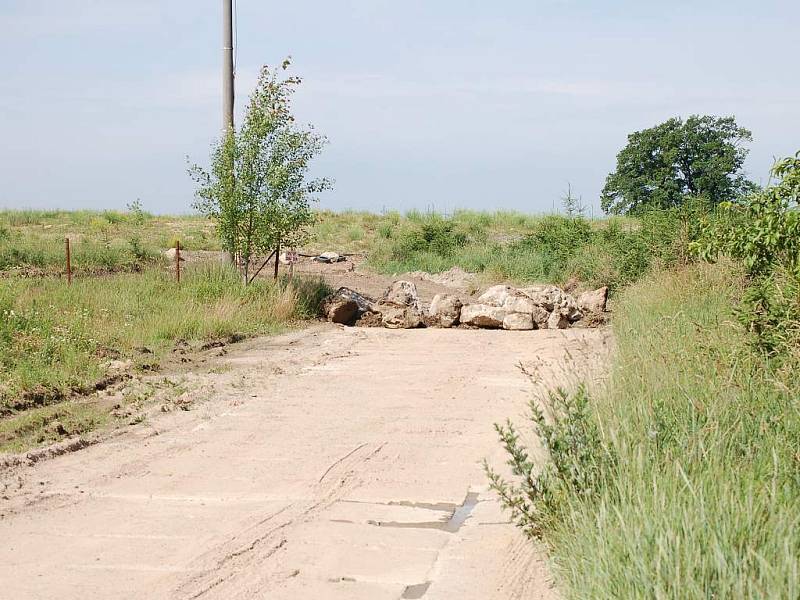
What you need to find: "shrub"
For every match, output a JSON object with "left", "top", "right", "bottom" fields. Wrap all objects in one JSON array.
[
  {"left": 695, "top": 152, "right": 800, "bottom": 355},
  {"left": 392, "top": 217, "right": 468, "bottom": 259},
  {"left": 485, "top": 386, "right": 614, "bottom": 540}
]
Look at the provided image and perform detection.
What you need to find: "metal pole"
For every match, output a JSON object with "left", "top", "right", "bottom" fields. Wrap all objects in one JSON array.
[
  {"left": 65, "top": 237, "right": 72, "bottom": 286},
  {"left": 221, "top": 0, "right": 236, "bottom": 268},
  {"left": 223, "top": 0, "right": 234, "bottom": 132}
]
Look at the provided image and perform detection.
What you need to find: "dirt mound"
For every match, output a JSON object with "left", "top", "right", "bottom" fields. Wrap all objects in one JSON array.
[{"left": 404, "top": 266, "right": 476, "bottom": 289}]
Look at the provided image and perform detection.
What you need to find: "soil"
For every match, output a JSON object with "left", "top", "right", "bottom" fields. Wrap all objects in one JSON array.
[
  {"left": 275, "top": 254, "right": 481, "bottom": 308},
  {"left": 0, "top": 323, "right": 611, "bottom": 600},
  {"left": 0, "top": 253, "right": 612, "bottom": 599}
]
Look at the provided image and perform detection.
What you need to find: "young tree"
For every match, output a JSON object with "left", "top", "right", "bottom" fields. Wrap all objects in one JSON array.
[
  {"left": 189, "top": 60, "right": 331, "bottom": 283},
  {"left": 601, "top": 115, "right": 755, "bottom": 215}
]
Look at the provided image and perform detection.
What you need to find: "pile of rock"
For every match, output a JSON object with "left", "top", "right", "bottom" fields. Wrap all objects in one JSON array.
[
  {"left": 452, "top": 284, "right": 604, "bottom": 330},
  {"left": 323, "top": 281, "right": 608, "bottom": 330},
  {"left": 323, "top": 281, "right": 426, "bottom": 329}
]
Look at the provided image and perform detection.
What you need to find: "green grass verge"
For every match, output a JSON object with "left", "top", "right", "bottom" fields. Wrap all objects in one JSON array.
[
  {"left": 541, "top": 264, "right": 800, "bottom": 597},
  {"left": 0, "top": 264, "right": 330, "bottom": 451}
]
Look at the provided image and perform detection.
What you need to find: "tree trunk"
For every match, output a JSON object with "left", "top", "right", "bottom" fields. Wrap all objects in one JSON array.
[{"left": 273, "top": 240, "right": 281, "bottom": 281}]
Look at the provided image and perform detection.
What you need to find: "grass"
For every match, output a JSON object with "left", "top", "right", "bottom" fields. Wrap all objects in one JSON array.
[
  {"left": 0, "top": 209, "right": 220, "bottom": 274},
  {"left": 491, "top": 262, "right": 800, "bottom": 598},
  {"left": 0, "top": 263, "right": 330, "bottom": 451},
  {"left": 2, "top": 207, "right": 647, "bottom": 290},
  {"left": 367, "top": 211, "right": 673, "bottom": 290}
]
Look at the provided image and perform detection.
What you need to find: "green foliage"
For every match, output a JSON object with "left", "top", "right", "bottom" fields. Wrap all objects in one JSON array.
[
  {"left": 695, "top": 153, "right": 800, "bottom": 277},
  {"left": 190, "top": 59, "right": 331, "bottom": 283},
  {"left": 393, "top": 217, "right": 468, "bottom": 259},
  {"left": 492, "top": 265, "right": 800, "bottom": 598},
  {"left": 0, "top": 265, "right": 330, "bottom": 424},
  {"left": 485, "top": 386, "right": 614, "bottom": 540},
  {"left": 602, "top": 115, "right": 755, "bottom": 214},
  {"left": 695, "top": 152, "right": 800, "bottom": 355},
  {"left": 520, "top": 215, "right": 594, "bottom": 264},
  {"left": 126, "top": 198, "right": 150, "bottom": 226},
  {"left": 370, "top": 210, "right": 691, "bottom": 290}
]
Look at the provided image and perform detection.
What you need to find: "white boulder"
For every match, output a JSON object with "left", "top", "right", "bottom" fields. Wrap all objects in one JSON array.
[{"left": 429, "top": 294, "right": 462, "bottom": 328}]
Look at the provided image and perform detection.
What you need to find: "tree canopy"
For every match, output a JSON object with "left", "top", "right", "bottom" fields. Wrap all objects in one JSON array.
[
  {"left": 601, "top": 115, "right": 755, "bottom": 215},
  {"left": 189, "top": 60, "right": 331, "bottom": 283}
]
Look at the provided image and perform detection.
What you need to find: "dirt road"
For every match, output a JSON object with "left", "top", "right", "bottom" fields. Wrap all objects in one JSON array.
[{"left": 0, "top": 325, "right": 609, "bottom": 599}]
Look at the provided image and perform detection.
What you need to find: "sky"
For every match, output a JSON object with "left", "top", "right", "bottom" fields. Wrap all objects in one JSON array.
[{"left": 1, "top": 0, "right": 798, "bottom": 215}]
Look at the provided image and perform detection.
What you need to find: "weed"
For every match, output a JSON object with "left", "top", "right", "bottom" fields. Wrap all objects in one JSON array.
[
  {"left": 492, "top": 264, "right": 800, "bottom": 598},
  {"left": 486, "top": 386, "right": 614, "bottom": 540}
]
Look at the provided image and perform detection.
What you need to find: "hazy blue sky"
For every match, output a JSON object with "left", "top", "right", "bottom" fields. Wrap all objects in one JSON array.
[{"left": 1, "top": 1, "right": 798, "bottom": 215}]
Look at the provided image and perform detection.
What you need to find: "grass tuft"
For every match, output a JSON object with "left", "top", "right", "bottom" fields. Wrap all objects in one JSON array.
[{"left": 489, "top": 263, "right": 800, "bottom": 598}]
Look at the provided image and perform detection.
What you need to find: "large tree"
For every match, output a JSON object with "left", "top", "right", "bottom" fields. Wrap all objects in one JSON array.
[
  {"left": 601, "top": 115, "right": 755, "bottom": 214},
  {"left": 190, "top": 60, "right": 331, "bottom": 284}
]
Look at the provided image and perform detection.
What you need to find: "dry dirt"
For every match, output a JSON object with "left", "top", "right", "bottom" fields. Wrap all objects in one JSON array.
[{"left": 0, "top": 321, "right": 610, "bottom": 599}]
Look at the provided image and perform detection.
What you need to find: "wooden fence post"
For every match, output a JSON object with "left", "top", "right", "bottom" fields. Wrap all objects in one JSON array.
[{"left": 273, "top": 240, "right": 281, "bottom": 281}]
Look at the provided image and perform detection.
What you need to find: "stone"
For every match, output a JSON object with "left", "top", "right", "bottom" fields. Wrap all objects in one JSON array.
[
  {"left": 382, "top": 280, "right": 422, "bottom": 311},
  {"left": 502, "top": 313, "right": 535, "bottom": 330},
  {"left": 315, "top": 251, "right": 342, "bottom": 263},
  {"left": 523, "top": 284, "right": 582, "bottom": 322},
  {"left": 477, "top": 285, "right": 514, "bottom": 307},
  {"left": 531, "top": 306, "right": 550, "bottom": 329},
  {"left": 163, "top": 248, "right": 185, "bottom": 261},
  {"left": 503, "top": 294, "right": 538, "bottom": 314},
  {"left": 429, "top": 294, "right": 462, "bottom": 328},
  {"left": 519, "top": 284, "right": 562, "bottom": 311},
  {"left": 578, "top": 286, "right": 609, "bottom": 314},
  {"left": 547, "top": 310, "right": 571, "bottom": 329},
  {"left": 460, "top": 304, "right": 507, "bottom": 328},
  {"left": 380, "top": 305, "right": 424, "bottom": 329},
  {"left": 324, "top": 287, "right": 375, "bottom": 325}
]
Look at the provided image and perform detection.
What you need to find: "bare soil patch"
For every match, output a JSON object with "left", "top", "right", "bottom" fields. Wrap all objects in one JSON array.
[{"left": 0, "top": 325, "right": 610, "bottom": 599}]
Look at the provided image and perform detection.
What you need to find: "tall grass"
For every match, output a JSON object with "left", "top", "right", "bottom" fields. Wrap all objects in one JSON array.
[
  {"left": 0, "top": 210, "right": 221, "bottom": 273},
  {"left": 368, "top": 211, "right": 682, "bottom": 289},
  {"left": 490, "top": 263, "right": 800, "bottom": 598},
  {"left": 0, "top": 264, "right": 329, "bottom": 416}
]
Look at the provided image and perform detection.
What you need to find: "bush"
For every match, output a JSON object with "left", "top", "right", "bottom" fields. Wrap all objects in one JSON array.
[
  {"left": 392, "top": 217, "right": 468, "bottom": 259},
  {"left": 368, "top": 210, "right": 694, "bottom": 290},
  {"left": 490, "top": 264, "right": 800, "bottom": 597},
  {"left": 485, "top": 386, "right": 614, "bottom": 540},
  {"left": 695, "top": 152, "right": 800, "bottom": 356}
]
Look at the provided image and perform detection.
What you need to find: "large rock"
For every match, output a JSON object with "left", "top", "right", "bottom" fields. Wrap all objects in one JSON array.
[
  {"left": 324, "top": 287, "right": 375, "bottom": 325},
  {"left": 503, "top": 294, "right": 538, "bottom": 314},
  {"left": 547, "top": 310, "right": 571, "bottom": 329},
  {"left": 521, "top": 284, "right": 582, "bottom": 322},
  {"left": 502, "top": 313, "right": 534, "bottom": 330},
  {"left": 519, "top": 284, "right": 562, "bottom": 311},
  {"left": 163, "top": 248, "right": 185, "bottom": 261},
  {"left": 429, "top": 294, "right": 462, "bottom": 328},
  {"left": 381, "top": 305, "right": 424, "bottom": 329},
  {"left": 373, "top": 280, "right": 425, "bottom": 329},
  {"left": 460, "top": 304, "right": 507, "bottom": 328},
  {"left": 578, "top": 286, "right": 609, "bottom": 313},
  {"left": 530, "top": 305, "right": 550, "bottom": 329},
  {"left": 477, "top": 285, "right": 515, "bottom": 307},
  {"left": 382, "top": 280, "right": 422, "bottom": 311}
]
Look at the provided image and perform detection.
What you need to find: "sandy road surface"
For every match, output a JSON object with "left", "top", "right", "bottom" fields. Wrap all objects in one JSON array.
[{"left": 0, "top": 325, "right": 609, "bottom": 600}]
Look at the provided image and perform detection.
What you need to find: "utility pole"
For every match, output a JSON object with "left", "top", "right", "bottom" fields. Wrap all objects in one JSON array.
[
  {"left": 223, "top": 0, "right": 234, "bottom": 132},
  {"left": 222, "top": 0, "right": 236, "bottom": 267}
]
